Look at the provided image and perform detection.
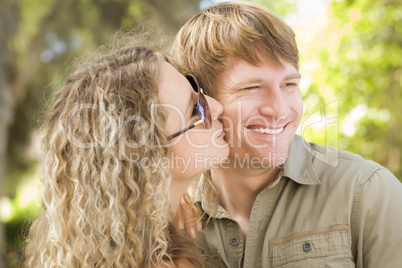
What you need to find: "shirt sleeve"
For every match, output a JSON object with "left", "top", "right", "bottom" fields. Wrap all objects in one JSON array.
[{"left": 354, "top": 167, "right": 402, "bottom": 267}]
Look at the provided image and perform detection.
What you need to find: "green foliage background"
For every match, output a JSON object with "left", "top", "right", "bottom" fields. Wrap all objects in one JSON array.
[
  {"left": 303, "top": 0, "right": 402, "bottom": 177},
  {"left": 0, "top": 0, "right": 400, "bottom": 266}
]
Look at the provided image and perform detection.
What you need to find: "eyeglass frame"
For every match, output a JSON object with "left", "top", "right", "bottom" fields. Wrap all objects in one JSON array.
[{"left": 168, "top": 75, "right": 211, "bottom": 140}]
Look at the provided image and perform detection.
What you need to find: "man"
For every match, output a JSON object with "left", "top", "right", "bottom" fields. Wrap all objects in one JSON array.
[{"left": 172, "top": 2, "right": 402, "bottom": 268}]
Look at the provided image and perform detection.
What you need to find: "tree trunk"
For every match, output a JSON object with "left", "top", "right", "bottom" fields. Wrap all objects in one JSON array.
[{"left": 0, "top": 0, "right": 19, "bottom": 266}]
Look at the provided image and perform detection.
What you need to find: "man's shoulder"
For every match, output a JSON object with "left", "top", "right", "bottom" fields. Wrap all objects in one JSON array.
[
  {"left": 306, "top": 141, "right": 391, "bottom": 185},
  {"left": 288, "top": 138, "right": 401, "bottom": 208},
  {"left": 308, "top": 141, "right": 382, "bottom": 169},
  {"left": 285, "top": 135, "right": 387, "bottom": 186}
]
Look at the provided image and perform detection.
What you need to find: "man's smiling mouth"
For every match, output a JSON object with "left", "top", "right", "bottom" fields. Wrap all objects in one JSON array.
[{"left": 247, "top": 125, "right": 285, "bottom": 134}]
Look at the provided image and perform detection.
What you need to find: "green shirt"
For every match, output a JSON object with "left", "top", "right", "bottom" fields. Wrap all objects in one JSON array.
[{"left": 195, "top": 135, "right": 402, "bottom": 267}]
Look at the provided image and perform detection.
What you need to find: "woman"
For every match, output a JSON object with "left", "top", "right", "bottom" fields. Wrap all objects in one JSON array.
[{"left": 24, "top": 43, "right": 229, "bottom": 267}]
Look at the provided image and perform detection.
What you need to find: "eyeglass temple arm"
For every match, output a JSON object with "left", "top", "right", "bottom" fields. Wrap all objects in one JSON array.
[{"left": 168, "top": 119, "right": 204, "bottom": 140}]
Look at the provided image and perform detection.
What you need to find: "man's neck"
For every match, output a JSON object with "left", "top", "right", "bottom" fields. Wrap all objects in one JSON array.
[{"left": 211, "top": 166, "right": 281, "bottom": 239}]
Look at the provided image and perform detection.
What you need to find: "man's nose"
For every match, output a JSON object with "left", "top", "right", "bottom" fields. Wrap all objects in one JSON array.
[{"left": 259, "top": 88, "right": 289, "bottom": 119}]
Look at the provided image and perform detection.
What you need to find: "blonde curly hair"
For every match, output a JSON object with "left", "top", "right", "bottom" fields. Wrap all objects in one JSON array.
[{"left": 24, "top": 43, "right": 205, "bottom": 267}]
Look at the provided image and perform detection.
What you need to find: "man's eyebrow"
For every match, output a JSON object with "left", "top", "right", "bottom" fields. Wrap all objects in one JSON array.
[
  {"left": 229, "top": 74, "right": 301, "bottom": 88},
  {"left": 229, "top": 78, "right": 264, "bottom": 87},
  {"left": 285, "top": 73, "right": 302, "bottom": 80}
]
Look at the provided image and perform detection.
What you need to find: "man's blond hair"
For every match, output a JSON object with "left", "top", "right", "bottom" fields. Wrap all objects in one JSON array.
[{"left": 172, "top": 1, "right": 298, "bottom": 96}]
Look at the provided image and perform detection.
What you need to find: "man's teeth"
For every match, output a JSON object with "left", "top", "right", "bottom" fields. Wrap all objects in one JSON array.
[{"left": 250, "top": 127, "right": 284, "bottom": 134}]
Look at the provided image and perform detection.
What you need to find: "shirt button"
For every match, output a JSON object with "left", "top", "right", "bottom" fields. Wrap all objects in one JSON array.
[
  {"left": 303, "top": 241, "right": 313, "bottom": 252},
  {"left": 229, "top": 236, "right": 239, "bottom": 246}
]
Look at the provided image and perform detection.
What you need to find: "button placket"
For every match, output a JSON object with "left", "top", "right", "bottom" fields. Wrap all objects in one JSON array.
[{"left": 226, "top": 220, "right": 243, "bottom": 268}]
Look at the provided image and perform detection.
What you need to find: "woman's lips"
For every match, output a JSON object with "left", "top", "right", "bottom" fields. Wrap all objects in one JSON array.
[{"left": 217, "top": 129, "right": 226, "bottom": 138}]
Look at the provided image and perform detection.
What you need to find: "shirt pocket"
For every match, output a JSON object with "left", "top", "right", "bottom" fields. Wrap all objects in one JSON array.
[{"left": 269, "top": 224, "right": 351, "bottom": 268}]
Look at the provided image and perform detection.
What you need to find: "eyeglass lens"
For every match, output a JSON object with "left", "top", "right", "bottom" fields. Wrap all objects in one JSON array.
[{"left": 186, "top": 75, "right": 211, "bottom": 129}]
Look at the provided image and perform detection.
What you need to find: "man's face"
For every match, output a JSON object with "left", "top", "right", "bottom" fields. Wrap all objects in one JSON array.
[{"left": 213, "top": 50, "right": 303, "bottom": 169}]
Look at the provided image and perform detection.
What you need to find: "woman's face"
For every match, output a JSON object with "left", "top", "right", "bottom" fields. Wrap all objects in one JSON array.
[{"left": 158, "top": 61, "right": 229, "bottom": 180}]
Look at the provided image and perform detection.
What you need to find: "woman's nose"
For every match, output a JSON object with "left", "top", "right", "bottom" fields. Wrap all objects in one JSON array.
[{"left": 205, "top": 95, "right": 223, "bottom": 120}]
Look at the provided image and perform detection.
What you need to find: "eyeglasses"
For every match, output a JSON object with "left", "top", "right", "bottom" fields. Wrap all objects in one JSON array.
[{"left": 168, "top": 75, "right": 211, "bottom": 140}]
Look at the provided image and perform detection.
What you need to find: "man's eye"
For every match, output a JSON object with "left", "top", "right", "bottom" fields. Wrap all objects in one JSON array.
[
  {"left": 284, "top": 82, "right": 299, "bottom": 87},
  {"left": 243, "top": 86, "right": 259, "bottom": 90}
]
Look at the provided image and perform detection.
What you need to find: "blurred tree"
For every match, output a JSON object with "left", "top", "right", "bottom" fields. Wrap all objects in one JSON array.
[
  {"left": 0, "top": 1, "right": 20, "bottom": 266},
  {"left": 304, "top": 0, "right": 402, "bottom": 179},
  {"left": 1, "top": 0, "right": 199, "bottom": 266}
]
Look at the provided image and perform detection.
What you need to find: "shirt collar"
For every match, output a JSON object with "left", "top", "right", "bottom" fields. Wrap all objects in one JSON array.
[{"left": 282, "top": 134, "right": 321, "bottom": 185}]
